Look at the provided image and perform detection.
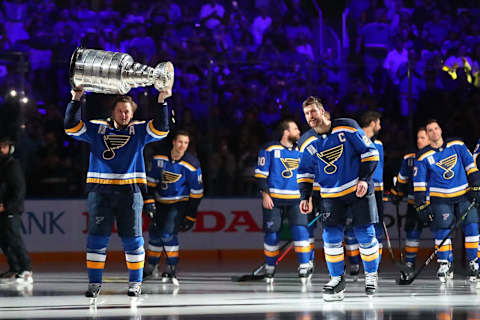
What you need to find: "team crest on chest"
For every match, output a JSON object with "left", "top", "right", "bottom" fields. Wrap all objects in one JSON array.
[
  {"left": 280, "top": 158, "right": 300, "bottom": 178},
  {"left": 102, "top": 134, "right": 130, "bottom": 160},
  {"left": 435, "top": 154, "right": 457, "bottom": 180},
  {"left": 161, "top": 170, "right": 182, "bottom": 190},
  {"left": 316, "top": 144, "right": 343, "bottom": 174}
]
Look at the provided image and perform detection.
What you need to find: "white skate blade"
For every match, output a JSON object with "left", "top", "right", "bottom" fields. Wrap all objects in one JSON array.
[
  {"left": 323, "top": 290, "right": 344, "bottom": 302},
  {"left": 171, "top": 278, "right": 180, "bottom": 287}
]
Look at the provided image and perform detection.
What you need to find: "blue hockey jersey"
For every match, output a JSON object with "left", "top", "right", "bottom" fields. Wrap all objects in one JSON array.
[
  {"left": 254, "top": 142, "right": 301, "bottom": 204},
  {"left": 414, "top": 139, "right": 480, "bottom": 205},
  {"left": 394, "top": 152, "right": 416, "bottom": 204},
  {"left": 372, "top": 139, "right": 384, "bottom": 192},
  {"left": 297, "top": 118, "right": 379, "bottom": 200},
  {"left": 64, "top": 100, "right": 169, "bottom": 193},
  {"left": 146, "top": 152, "right": 203, "bottom": 204},
  {"left": 298, "top": 128, "right": 321, "bottom": 193}
]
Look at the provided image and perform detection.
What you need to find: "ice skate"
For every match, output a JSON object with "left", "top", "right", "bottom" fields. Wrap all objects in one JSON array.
[
  {"left": 162, "top": 265, "right": 179, "bottom": 286},
  {"left": 127, "top": 282, "right": 142, "bottom": 297},
  {"left": 437, "top": 262, "right": 453, "bottom": 283},
  {"left": 467, "top": 259, "right": 478, "bottom": 282},
  {"left": 143, "top": 263, "right": 157, "bottom": 280},
  {"left": 85, "top": 283, "right": 102, "bottom": 300},
  {"left": 298, "top": 262, "right": 313, "bottom": 285},
  {"left": 365, "top": 272, "right": 378, "bottom": 296},
  {"left": 323, "top": 275, "right": 345, "bottom": 301},
  {"left": 264, "top": 265, "right": 275, "bottom": 284}
]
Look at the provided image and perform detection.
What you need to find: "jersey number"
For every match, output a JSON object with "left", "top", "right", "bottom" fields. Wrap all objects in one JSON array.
[{"left": 258, "top": 156, "right": 266, "bottom": 166}]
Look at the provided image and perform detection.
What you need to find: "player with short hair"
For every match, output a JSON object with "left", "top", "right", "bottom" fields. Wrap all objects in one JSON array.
[
  {"left": 390, "top": 127, "right": 430, "bottom": 274},
  {"left": 298, "top": 102, "right": 380, "bottom": 301},
  {"left": 143, "top": 130, "right": 203, "bottom": 284},
  {"left": 344, "top": 111, "right": 383, "bottom": 277},
  {"left": 255, "top": 119, "right": 312, "bottom": 284},
  {"left": 414, "top": 120, "right": 480, "bottom": 282},
  {"left": 65, "top": 87, "right": 170, "bottom": 298},
  {"left": 298, "top": 97, "right": 329, "bottom": 272}
]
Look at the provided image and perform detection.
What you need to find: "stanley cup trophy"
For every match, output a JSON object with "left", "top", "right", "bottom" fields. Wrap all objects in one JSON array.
[{"left": 69, "top": 47, "right": 174, "bottom": 94}]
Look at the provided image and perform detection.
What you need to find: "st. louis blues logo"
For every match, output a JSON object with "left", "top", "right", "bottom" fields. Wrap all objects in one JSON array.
[
  {"left": 280, "top": 158, "right": 300, "bottom": 178},
  {"left": 435, "top": 154, "right": 457, "bottom": 180},
  {"left": 102, "top": 134, "right": 130, "bottom": 160},
  {"left": 316, "top": 144, "right": 343, "bottom": 174},
  {"left": 161, "top": 170, "right": 182, "bottom": 190}
]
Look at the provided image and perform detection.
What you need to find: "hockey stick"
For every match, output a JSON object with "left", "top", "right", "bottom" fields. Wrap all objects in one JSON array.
[
  {"left": 382, "top": 221, "right": 410, "bottom": 279},
  {"left": 397, "top": 200, "right": 476, "bottom": 285},
  {"left": 394, "top": 201, "right": 405, "bottom": 263},
  {"left": 392, "top": 177, "right": 405, "bottom": 262},
  {"left": 231, "top": 240, "right": 291, "bottom": 282},
  {"left": 231, "top": 213, "right": 321, "bottom": 282}
]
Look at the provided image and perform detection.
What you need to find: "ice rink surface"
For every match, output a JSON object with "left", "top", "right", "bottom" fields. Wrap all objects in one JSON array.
[{"left": 1, "top": 265, "right": 480, "bottom": 320}]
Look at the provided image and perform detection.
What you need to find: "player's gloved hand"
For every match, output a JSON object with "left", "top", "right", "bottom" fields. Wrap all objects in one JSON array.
[
  {"left": 416, "top": 203, "right": 433, "bottom": 226},
  {"left": 143, "top": 200, "right": 157, "bottom": 219},
  {"left": 179, "top": 215, "right": 196, "bottom": 232},
  {"left": 470, "top": 186, "right": 480, "bottom": 207},
  {"left": 390, "top": 188, "right": 402, "bottom": 205}
]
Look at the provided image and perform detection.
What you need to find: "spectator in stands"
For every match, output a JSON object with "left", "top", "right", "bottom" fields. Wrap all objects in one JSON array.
[{"left": 200, "top": 0, "right": 225, "bottom": 29}]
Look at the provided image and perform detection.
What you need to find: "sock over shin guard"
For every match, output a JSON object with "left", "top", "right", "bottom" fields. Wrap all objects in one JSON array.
[
  {"left": 264, "top": 232, "right": 280, "bottom": 267},
  {"left": 147, "top": 235, "right": 164, "bottom": 266},
  {"left": 122, "top": 236, "right": 145, "bottom": 283},
  {"left": 323, "top": 226, "right": 344, "bottom": 276},
  {"left": 291, "top": 225, "right": 310, "bottom": 264},
  {"left": 464, "top": 223, "right": 479, "bottom": 262},
  {"left": 435, "top": 229, "right": 452, "bottom": 263},
  {"left": 86, "top": 235, "right": 110, "bottom": 283},
  {"left": 405, "top": 230, "right": 421, "bottom": 264},
  {"left": 354, "top": 224, "right": 380, "bottom": 273},
  {"left": 161, "top": 233, "right": 179, "bottom": 266}
]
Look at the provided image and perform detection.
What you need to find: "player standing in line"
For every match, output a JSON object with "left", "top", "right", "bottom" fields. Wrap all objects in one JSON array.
[
  {"left": 414, "top": 120, "right": 480, "bottom": 282},
  {"left": 298, "top": 97, "right": 330, "bottom": 273},
  {"left": 344, "top": 111, "right": 383, "bottom": 277},
  {"left": 65, "top": 88, "right": 170, "bottom": 298},
  {"left": 143, "top": 131, "right": 203, "bottom": 285},
  {"left": 297, "top": 102, "right": 380, "bottom": 301},
  {"left": 254, "top": 119, "right": 312, "bottom": 284},
  {"left": 390, "top": 127, "right": 430, "bottom": 274}
]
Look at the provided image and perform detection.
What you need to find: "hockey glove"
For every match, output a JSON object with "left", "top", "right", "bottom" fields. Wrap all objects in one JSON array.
[
  {"left": 143, "top": 199, "right": 157, "bottom": 219},
  {"left": 471, "top": 186, "right": 480, "bottom": 207},
  {"left": 416, "top": 203, "right": 433, "bottom": 227},
  {"left": 179, "top": 215, "right": 196, "bottom": 232}
]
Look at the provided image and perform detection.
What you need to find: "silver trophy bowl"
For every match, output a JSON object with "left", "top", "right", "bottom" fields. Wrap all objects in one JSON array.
[{"left": 69, "top": 47, "right": 174, "bottom": 94}]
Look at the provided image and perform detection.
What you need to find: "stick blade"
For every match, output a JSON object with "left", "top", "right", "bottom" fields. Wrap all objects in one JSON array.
[{"left": 231, "top": 274, "right": 265, "bottom": 282}]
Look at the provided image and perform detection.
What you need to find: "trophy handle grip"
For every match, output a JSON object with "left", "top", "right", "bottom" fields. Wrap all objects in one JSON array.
[{"left": 69, "top": 47, "right": 82, "bottom": 89}]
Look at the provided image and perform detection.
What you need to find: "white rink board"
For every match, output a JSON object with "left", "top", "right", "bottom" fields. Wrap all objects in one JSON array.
[{"left": 22, "top": 199, "right": 432, "bottom": 252}]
